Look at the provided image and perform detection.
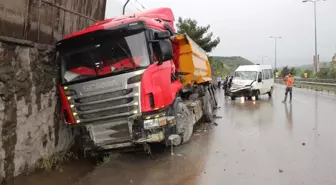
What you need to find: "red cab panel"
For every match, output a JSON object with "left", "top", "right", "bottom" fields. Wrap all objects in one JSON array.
[{"left": 141, "top": 61, "right": 182, "bottom": 112}]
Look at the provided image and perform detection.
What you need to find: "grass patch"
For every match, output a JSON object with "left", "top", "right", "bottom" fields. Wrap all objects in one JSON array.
[{"left": 36, "top": 151, "right": 78, "bottom": 172}]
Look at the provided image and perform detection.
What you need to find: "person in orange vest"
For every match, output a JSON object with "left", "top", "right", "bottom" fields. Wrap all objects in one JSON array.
[{"left": 282, "top": 73, "right": 294, "bottom": 103}]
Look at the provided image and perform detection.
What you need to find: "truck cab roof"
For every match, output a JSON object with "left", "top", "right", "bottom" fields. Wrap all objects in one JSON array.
[{"left": 62, "top": 7, "right": 175, "bottom": 41}]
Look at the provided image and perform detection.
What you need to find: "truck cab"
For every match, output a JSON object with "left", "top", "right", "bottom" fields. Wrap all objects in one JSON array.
[{"left": 55, "top": 8, "right": 217, "bottom": 153}]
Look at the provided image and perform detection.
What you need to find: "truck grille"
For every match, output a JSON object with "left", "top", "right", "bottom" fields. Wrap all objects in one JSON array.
[
  {"left": 74, "top": 87, "right": 140, "bottom": 123},
  {"left": 65, "top": 70, "right": 144, "bottom": 147},
  {"left": 74, "top": 86, "right": 140, "bottom": 146}
]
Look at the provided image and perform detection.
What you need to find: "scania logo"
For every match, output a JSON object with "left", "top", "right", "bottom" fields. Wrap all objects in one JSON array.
[{"left": 82, "top": 80, "right": 122, "bottom": 92}]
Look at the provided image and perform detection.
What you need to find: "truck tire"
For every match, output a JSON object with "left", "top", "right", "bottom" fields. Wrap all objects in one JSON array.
[
  {"left": 203, "top": 90, "right": 214, "bottom": 122},
  {"left": 173, "top": 98, "right": 194, "bottom": 144}
]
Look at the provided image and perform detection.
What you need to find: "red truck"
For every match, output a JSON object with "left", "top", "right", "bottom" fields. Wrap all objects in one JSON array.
[{"left": 55, "top": 8, "right": 218, "bottom": 154}]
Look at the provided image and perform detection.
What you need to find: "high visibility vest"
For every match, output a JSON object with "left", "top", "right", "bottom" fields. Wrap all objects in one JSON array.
[{"left": 286, "top": 76, "right": 294, "bottom": 87}]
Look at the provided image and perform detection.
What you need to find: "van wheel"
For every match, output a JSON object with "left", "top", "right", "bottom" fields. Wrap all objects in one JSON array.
[
  {"left": 268, "top": 87, "right": 273, "bottom": 98},
  {"left": 231, "top": 96, "right": 236, "bottom": 100},
  {"left": 203, "top": 90, "right": 214, "bottom": 122},
  {"left": 255, "top": 91, "right": 260, "bottom": 100},
  {"left": 253, "top": 90, "right": 259, "bottom": 100},
  {"left": 174, "top": 98, "right": 193, "bottom": 144}
]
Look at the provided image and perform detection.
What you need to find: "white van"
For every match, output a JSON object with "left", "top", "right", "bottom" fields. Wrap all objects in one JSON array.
[{"left": 229, "top": 64, "right": 274, "bottom": 100}]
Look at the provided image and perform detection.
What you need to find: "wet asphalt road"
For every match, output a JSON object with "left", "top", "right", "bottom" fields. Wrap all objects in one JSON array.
[{"left": 13, "top": 85, "right": 336, "bottom": 185}]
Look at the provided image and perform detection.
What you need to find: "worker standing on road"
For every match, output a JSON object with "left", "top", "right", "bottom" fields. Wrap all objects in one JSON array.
[
  {"left": 217, "top": 77, "right": 222, "bottom": 89},
  {"left": 228, "top": 76, "right": 233, "bottom": 89},
  {"left": 282, "top": 73, "right": 294, "bottom": 103},
  {"left": 223, "top": 76, "right": 228, "bottom": 95}
]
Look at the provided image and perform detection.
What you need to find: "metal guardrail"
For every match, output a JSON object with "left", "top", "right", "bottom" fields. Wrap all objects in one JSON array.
[
  {"left": 275, "top": 78, "right": 336, "bottom": 95},
  {"left": 294, "top": 78, "right": 336, "bottom": 84}
]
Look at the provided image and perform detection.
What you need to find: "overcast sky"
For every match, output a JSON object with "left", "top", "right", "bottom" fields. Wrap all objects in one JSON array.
[{"left": 106, "top": 0, "right": 336, "bottom": 67}]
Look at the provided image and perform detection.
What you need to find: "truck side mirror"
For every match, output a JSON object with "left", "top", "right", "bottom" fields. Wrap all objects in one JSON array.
[
  {"left": 155, "top": 39, "right": 173, "bottom": 65},
  {"left": 154, "top": 31, "right": 171, "bottom": 40}
]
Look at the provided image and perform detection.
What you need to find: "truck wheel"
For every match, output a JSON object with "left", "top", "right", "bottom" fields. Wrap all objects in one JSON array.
[
  {"left": 174, "top": 98, "right": 194, "bottom": 144},
  {"left": 203, "top": 90, "right": 214, "bottom": 122}
]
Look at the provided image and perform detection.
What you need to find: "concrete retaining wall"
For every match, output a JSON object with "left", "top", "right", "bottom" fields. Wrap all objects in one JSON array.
[{"left": 0, "top": 36, "right": 74, "bottom": 183}]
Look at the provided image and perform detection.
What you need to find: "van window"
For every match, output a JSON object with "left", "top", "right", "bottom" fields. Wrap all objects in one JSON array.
[
  {"left": 263, "top": 69, "right": 269, "bottom": 79},
  {"left": 268, "top": 69, "right": 274, "bottom": 78}
]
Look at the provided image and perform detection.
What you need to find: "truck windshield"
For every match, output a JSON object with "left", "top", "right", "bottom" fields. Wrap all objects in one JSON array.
[
  {"left": 234, "top": 71, "right": 257, "bottom": 80},
  {"left": 60, "top": 31, "right": 150, "bottom": 83}
]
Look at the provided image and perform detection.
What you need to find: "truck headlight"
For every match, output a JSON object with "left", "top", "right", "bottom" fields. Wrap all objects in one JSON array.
[{"left": 144, "top": 117, "right": 167, "bottom": 130}]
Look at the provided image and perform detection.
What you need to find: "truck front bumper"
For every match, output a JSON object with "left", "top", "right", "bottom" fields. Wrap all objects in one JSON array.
[{"left": 84, "top": 115, "right": 177, "bottom": 151}]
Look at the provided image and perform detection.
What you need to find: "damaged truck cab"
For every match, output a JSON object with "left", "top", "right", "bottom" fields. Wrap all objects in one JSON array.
[{"left": 55, "top": 8, "right": 217, "bottom": 152}]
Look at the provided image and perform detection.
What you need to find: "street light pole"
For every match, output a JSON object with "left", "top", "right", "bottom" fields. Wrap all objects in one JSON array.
[
  {"left": 303, "top": 0, "right": 326, "bottom": 74},
  {"left": 270, "top": 36, "right": 282, "bottom": 72},
  {"left": 260, "top": 56, "right": 267, "bottom": 64}
]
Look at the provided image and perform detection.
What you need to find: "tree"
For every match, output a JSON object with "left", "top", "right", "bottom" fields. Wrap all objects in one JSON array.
[
  {"left": 289, "top": 67, "right": 297, "bottom": 76},
  {"left": 316, "top": 68, "right": 330, "bottom": 79},
  {"left": 176, "top": 17, "right": 220, "bottom": 52},
  {"left": 300, "top": 69, "right": 313, "bottom": 78},
  {"left": 280, "top": 66, "right": 290, "bottom": 77}
]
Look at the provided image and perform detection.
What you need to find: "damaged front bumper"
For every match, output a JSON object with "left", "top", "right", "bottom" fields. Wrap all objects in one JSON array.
[
  {"left": 229, "top": 86, "right": 253, "bottom": 97},
  {"left": 83, "top": 115, "right": 177, "bottom": 151}
]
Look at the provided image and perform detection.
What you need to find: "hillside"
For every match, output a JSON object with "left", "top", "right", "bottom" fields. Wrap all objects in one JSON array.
[
  {"left": 212, "top": 56, "right": 254, "bottom": 70},
  {"left": 209, "top": 56, "right": 254, "bottom": 77},
  {"left": 282, "top": 62, "right": 331, "bottom": 71}
]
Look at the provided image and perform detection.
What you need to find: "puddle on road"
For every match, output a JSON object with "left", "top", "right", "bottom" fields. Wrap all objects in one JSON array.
[{"left": 8, "top": 159, "right": 96, "bottom": 185}]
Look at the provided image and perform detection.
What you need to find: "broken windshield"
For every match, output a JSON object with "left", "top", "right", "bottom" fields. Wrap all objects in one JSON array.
[
  {"left": 234, "top": 71, "right": 257, "bottom": 80},
  {"left": 60, "top": 31, "right": 150, "bottom": 83}
]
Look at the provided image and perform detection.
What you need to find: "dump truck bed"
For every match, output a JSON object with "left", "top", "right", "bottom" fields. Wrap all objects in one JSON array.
[{"left": 174, "top": 34, "right": 212, "bottom": 86}]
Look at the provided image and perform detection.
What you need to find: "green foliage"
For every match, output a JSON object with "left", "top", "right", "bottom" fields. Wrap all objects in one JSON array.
[
  {"left": 37, "top": 151, "right": 77, "bottom": 172},
  {"left": 289, "top": 67, "right": 298, "bottom": 76},
  {"left": 315, "top": 63, "right": 336, "bottom": 79},
  {"left": 300, "top": 69, "right": 313, "bottom": 78},
  {"left": 280, "top": 66, "right": 301, "bottom": 77},
  {"left": 280, "top": 66, "right": 290, "bottom": 77},
  {"left": 209, "top": 56, "right": 253, "bottom": 78},
  {"left": 176, "top": 17, "right": 220, "bottom": 52},
  {"left": 211, "top": 56, "right": 253, "bottom": 71}
]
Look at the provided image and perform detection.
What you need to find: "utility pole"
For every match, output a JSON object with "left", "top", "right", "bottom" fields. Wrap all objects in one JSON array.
[
  {"left": 303, "top": 0, "right": 326, "bottom": 74},
  {"left": 269, "top": 36, "right": 282, "bottom": 72}
]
